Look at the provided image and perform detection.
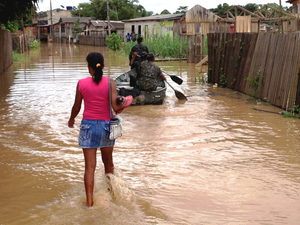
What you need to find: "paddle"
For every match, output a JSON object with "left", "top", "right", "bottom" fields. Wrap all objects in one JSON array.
[
  {"left": 161, "top": 70, "right": 183, "bottom": 85},
  {"left": 164, "top": 80, "right": 187, "bottom": 100}
]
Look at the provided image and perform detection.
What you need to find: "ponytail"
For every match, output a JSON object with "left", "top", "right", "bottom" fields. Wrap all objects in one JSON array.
[{"left": 86, "top": 52, "right": 104, "bottom": 85}]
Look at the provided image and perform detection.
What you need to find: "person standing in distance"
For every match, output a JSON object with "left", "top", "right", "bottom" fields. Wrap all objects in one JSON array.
[{"left": 68, "top": 52, "right": 132, "bottom": 207}]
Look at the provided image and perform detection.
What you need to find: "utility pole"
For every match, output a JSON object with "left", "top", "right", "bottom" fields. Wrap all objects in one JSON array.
[
  {"left": 50, "top": 0, "right": 53, "bottom": 40},
  {"left": 106, "top": 0, "right": 111, "bottom": 35}
]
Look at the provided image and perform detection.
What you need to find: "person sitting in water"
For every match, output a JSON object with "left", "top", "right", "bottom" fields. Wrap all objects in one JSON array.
[{"left": 136, "top": 53, "right": 166, "bottom": 92}]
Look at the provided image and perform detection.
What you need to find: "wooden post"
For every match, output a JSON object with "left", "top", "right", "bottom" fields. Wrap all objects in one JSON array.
[
  {"left": 106, "top": 0, "right": 111, "bottom": 35},
  {"left": 180, "top": 35, "right": 182, "bottom": 60},
  {"left": 279, "top": 0, "right": 284, "bottom": 33}
]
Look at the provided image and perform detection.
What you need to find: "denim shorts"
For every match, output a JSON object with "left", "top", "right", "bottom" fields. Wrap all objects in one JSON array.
[{"left": 78, "top": 119, "right": 115, "bottom": 148}]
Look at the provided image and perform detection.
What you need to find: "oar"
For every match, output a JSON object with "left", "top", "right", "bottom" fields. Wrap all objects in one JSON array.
[
  {"left": 161, "top": 70, "right": 183, "bottom": 85},
  {"left": 165, "top": 80, "right": 187, "bottom": 100}
]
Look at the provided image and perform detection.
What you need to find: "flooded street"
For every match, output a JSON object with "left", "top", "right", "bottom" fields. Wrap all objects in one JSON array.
[{"left": 1, "top": 43, "right": 300, "bottom": 224}]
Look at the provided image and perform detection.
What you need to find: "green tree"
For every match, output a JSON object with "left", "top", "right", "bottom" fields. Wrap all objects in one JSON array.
[
  {"left": 0, "top": 0, "right": 38, "bottom": 25},
  {"left": 71, "top": 3, "right": 94, "bottom": 17},
  {"left": 161, "top": 9, "right": 171, "bottom": 14},
  {"left": 74, "top": 0, "right": 152, "bottom": 20},
  {"left": 244, "top": 3, "right": 259, "bottom": 12},
  {"left": 72, "top": 19, "right": 84, "bottom": 34},
  {"left": 210, "top": 3, "right": 231, "bottom": 15},
  {"left": 174, "top": 6, "right": 188, "bottom": 14}
]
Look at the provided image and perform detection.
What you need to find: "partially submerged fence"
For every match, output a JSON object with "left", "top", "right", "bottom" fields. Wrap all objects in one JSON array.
[
  {"left": 78, "top": 35, "right": 106, "bottom": 46},
  {"left": 0, "top": 29, "right": 13, "bottom": 76},
  {"left": 12, "top": 33, "right": 30, "bottom": 53},
  {"left": 208, "top": 32, "right": 300, "bottom": 110}
]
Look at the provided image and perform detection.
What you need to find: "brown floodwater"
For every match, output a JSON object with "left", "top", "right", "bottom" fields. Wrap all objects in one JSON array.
[{"left": 1, "top": 42, "right": 300, "bottom": 224}]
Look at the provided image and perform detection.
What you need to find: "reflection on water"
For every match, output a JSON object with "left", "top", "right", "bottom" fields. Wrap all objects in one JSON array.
[{"left": 0, "top": 43, "right": 300, "bottom": 224}]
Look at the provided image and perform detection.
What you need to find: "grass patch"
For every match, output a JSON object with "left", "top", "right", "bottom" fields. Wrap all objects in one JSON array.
[
  {"left": 123, "top": 35, "right": 187, "bottom": 59},
  {"left": 13, "top": 51, "right": 25, "bottom": 61}
]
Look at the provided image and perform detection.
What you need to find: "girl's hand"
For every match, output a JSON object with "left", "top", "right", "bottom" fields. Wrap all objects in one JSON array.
[{"left": 68, "top": 118, "right": 75, "bottom": 128}]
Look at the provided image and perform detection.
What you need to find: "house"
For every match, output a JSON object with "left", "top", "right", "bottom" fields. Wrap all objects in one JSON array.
[
  {"left": 33, "top": 8, "right": 72, "bottom": 41},
  {"left": 260, "top": 23, "right": 274, "bottom": 32},
  {"left": 87, "top": 20, "right": 124, "bottom": 37},
  {"left": 106, "top": 21, "right": 124, "bottom": 37},
  {"left": 88, "top": 20, "right": 107, "bottom": 37},
  {"left": 122, "top": 14, "right": 184, "bottom": 39},
  {"left": 56, "top": 17, "right": 94, "bottom": 42},
  {"left": 180, "top": 5, "right": 227, "bottom": 63}
]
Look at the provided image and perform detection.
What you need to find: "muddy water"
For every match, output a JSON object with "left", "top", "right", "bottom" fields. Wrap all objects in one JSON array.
[{"left": 1, "top": 43, "right": 300, "bottom": 224}]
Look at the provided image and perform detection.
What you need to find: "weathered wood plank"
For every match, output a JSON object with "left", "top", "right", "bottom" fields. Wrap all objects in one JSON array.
[
  {"left": 235, "top": 33, "right": 250, "bottom": 91},
  {"left": 278, "top": 34, "right": 295, "bottom": 108},
  {"left": 237, "top": 33, "right": 258, "bottom": 93},
  {"left": 267, "top": 34, "right": 287, "bottom": 105},
  {"left": 286, "top": 34, "right": 300, "bottom": 109},
  {"left": 207, "top": 33, "right": 213, "bottom": 82},
  {"left": 256, "top": 33, "right": 271, "bottom": 99},
  {"left": 259, "top": 33, "right": 278, "bottom": 101},
  {"left": 245, "top": 33, "right": 265, "bottom": 96}
]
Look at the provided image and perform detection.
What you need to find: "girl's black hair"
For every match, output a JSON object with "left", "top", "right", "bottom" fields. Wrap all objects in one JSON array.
[{"left": 86, "top": 52, "right": 104, "bottom": 84}]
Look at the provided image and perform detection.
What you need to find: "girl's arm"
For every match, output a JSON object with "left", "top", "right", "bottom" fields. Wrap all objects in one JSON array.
[
  {"left": 68, "top": 82, "right": 82, "bottom": 128},
  {"left": 110, "top": 78, "right": 123, "bottom": 113}
]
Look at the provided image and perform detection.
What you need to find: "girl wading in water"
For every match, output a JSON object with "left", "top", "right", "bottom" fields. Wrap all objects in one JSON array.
[{"left": 68, "top": 52, "right": 132, "bottom": 207}]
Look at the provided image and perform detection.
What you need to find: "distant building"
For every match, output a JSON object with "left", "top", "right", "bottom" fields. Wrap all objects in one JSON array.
[
  {"left": 122, "top": 14, "right": 184, "bottom": 39},
  {"left": 56, "top": 17, "right": 94, "bottom": 42},
  {"left": 33, "top": 8, "right": 72, "bottom": 41},
  {"left": 87, "top": 20, "right": 124, "bottom": 37}
]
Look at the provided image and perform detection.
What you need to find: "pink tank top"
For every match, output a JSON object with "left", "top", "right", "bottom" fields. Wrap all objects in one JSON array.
[{"left": 78, "top": 76, "right": 110, "bottom": 120}]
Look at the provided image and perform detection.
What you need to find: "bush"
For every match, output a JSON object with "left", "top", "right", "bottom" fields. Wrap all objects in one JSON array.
[
  {"left": 29, "top": 40, "right": 39, "bottom": 49},
  {"left": 107, "top": 33, "right": 123, "bottom": 51},
  {"left": 123, "top": 35, "right": 187, "bottom": 58}
]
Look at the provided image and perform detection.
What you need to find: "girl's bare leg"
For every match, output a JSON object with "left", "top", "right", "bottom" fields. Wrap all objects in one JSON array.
[
  {"left": 100, "top": 146, "right": 114, "bottom": 174},
  {"left": 83, "top": 148, "right": 97, "bottom": 207}
]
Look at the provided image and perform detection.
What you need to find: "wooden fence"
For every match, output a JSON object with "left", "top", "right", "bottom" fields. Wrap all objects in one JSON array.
[
  {"left": 0, "top": 29, "right": 13, "bottom": 76},
  {"left": 208, "top": 32, "right": 300, "bottom": 110},
  {"left": 78, "top": 35, "right": 106, "bottom": 46},
  {"left": 12, "top": 33, "right": 30, "bottom": 53}
]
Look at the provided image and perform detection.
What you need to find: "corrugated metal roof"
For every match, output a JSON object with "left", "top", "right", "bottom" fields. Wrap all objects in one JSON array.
[
  {"left": 90, "top": 20, "right": 107, "bottom": 27},
  {"left": 122, "top": 14, "right": 184, "bottom": 22},
  {"left": 60, "top": 17, "right": 94, "bottom": 23},
  {"left": 109, "top": 22, "right": 124, "bottom": 29}
]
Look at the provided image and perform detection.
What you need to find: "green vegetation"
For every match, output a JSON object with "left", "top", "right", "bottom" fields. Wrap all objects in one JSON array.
[
  {"left": 72, "top": 19, "right": 84, "bottom": 34},
  {"left": 13, "top": 51, "right": 25, "bottom": 61},
  {"left": 0, "top": 21, "right": 19, "bottom": 33},
  {"left": 123, "top": 35, "right": 187, "bottom": 58},
  {"left": 71, "top": 0, "right": 153, "bottom": 20},
  {"left": 219, "top": 74, "right": 227, "bottom": 88},
  {"left": 107, "top": 33, "right": 123, "bottom": 51},
  {"left": 174, "top": 6, "right": 188, "bottom": 14},
  {"left": 0, "top": 0, "right": 38, "bottom": 30},
  {"left": 281, "top": 105, "right": 300, "bottom": 118},
  {"left": 29, "top": 40, "right": 39, "bottom": 49},
  {"left": 246, "top": 70, "right": 261, "bottom": 96},
  {"left": 210, "top": 3, "right": 290, "bottom": 16}
]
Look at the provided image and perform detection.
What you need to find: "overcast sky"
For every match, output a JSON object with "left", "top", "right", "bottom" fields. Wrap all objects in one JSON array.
[{"left": 37, "top": 0, "right": 291, "bottom": 14}]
